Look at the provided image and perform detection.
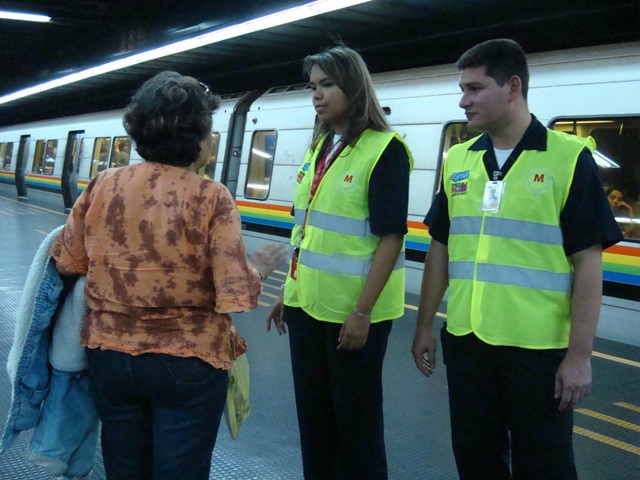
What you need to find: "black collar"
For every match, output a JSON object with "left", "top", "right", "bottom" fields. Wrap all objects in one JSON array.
[{"left": 468, "top": 114, "right": 547, "bottom": 153}]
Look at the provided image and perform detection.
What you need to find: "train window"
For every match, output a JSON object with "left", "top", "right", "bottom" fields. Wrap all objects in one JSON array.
[
  {"left": 197, "top": 132, "right": 220, "bottom": 180},
  {"left": 31, "top": 139, "right": 58, "bottom": 175},
  {"left": 550, "top": 117, "right": 640, "bottom": 240},
  {"left": 435, "top": 122, "right": 484, "bottom": 192},
  {"left": 43, "top": 140, "right": 58, "bottom": 175},
  {"left": 110, "top": 137, "right": 131, "bottom": 168},
  {"left": 77, "top": 139, "right": 85, "bottom": 174},
  {"left": 91, "top": 137, "right": 111, "bottom": 179},
  {"left": 2, "top": 142, "right": 13, "bottom": 170},
  {"left": 245, "top": 130, "right": 276, "bottom": 200},
  {"left": 32, "top": 140, "right": 46, "bottom": 174},
  {"left": 0, "top": 143, "right": 8, "bottom": 170}
]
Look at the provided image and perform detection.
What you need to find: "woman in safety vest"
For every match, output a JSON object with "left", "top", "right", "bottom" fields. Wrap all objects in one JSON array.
[{"left": 266, "top": 45, "right": 413, "bottom": 480}]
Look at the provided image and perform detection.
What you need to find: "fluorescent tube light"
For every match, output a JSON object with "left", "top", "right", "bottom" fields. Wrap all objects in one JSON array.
[
  {"left": 0, "top": 10, "right": 50, "bottom": 23},
  {"left": 251, "top": 148, "right": 273, "bottom": 159},
  {"left": 592, "top": 150, "right": 620, "bottom": 169},
  {"left": 0, "top": 0, "right": 371, "bottom": 105}
]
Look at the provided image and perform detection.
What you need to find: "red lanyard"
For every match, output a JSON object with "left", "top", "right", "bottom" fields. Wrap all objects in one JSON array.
[
  {"left": 290, "top": 138, "right": 343, "bottom": 280},
  {"left": 309, "top": 138, "right": 343, "bottom": 199}
]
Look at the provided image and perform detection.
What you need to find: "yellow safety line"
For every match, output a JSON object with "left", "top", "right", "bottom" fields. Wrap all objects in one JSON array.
[
  {"left": 573, "top": 426, "right": 640, "bottom": 455},
  {"left": 35, "top": 229, "right": 50, "bottom": 236},
  {"left": 615, "top": 402, "right": 640, "bottom": 413},
  {"left": 258, "top": 300, "right": 270, "bottom": 307},
  {"left": 592, "top": 351, "right": 640, "bottom": 368},
  {"left": 260, "top": 291, "right": 280, "bottom": 300},
  {"left": 575, "top": 408, "right": 640, "bottom": 432},
  {"left": 0, "top": 194, "right": 67, "bottom": 217},
  {"left": 259, "top": 285, "right": 636, "bottom": 366},
  {"left": 403, "top": 303, "right": 447, "bottom": 319}
]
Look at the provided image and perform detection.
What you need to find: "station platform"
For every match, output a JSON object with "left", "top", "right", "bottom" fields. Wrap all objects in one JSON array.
[{"left": 0, "top": 183, "right": 638, "bottom": 479}]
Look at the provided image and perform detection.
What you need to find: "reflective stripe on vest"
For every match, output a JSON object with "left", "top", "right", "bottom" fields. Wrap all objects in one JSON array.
[
  {"left": 300, "top": 249, "right": 405, "bottom": 276},
  {"left": 449, "top": 261, "right": 572, "bottom": 292},
  {"left": 306, "top": 210, "right": 371, "bottom": 237},
  {"left": 451, "top": 216, "right": 564, "bottom": 245}
]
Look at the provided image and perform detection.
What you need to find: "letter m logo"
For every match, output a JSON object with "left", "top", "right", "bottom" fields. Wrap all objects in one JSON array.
[
  {"left": 343, "top": 174, "right": 353, "bottom": 183},
  {"left": 533, "top": 173, "right": 545, "bottom": 183}
]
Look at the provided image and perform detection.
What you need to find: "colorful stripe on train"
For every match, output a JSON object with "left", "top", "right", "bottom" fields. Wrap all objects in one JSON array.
[
  {"left": 1, "top": 172, "right": 638, "bottom": 288},
  {"left": 0, "top": 171, "right": 90, "bottom": 192},
  {"left": 236, "top": 200, "right": 640, "bottom": 287}
]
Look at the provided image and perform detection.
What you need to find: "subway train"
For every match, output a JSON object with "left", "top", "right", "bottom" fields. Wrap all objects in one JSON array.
[{"left": 1, "top": 41, "right": 638, "bottom": 345}]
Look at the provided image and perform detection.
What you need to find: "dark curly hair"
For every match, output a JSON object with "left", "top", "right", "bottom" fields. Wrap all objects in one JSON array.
[{"left": 123, "top": 71, "right": 220, "bottom": 167}]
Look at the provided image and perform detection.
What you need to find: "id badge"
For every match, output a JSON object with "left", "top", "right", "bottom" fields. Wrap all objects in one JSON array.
[{"left": 481, "top": 181, "right": 505, "bottom": 213}]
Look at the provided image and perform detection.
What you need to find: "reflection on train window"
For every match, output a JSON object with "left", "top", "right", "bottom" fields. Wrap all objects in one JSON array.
[
  {"left": 32, "top": 139, "right": 58, "bottom": 175},
  {"left": 1, "top": 143, "right": 9, "bottom": 170},
  {"left": 550, "top": 117, "right": 640, "bottom": 241},
  {"left": 77, "top": 139, "right": 85, "bottom": 174},
  {"left": 110, "top": 136, "right": 131, "bottom": 168},
  {"left": 245, "top": 130, "right": 276, "bottom": 200},
  {"left": 3, "top": 142, "right": 13, "bottom": 171},
  {"left": 32, "top": 140, "right": 46, "bottom": 174},
  {"left": 435, "top": 122, "right": 484, "bottom": 192},
  {"left": 197, "top": 132, "right": 220, "bottom": 180},
  {"left": 91, "top": 137, "right": 111, "bottom": 179}
]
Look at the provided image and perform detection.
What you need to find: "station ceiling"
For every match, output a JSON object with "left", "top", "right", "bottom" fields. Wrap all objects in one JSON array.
[{"left": 0, "top": 0, "right": 638, "bottom": 127}]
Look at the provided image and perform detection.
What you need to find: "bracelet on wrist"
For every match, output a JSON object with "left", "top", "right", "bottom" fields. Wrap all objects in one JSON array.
[{"left": 352, "top": 307, "right": 371, "bottom": 319}]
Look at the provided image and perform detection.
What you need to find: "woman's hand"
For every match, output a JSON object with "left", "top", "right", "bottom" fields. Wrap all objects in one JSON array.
[
  {"left": 250, "top": 243, "right": 288, "bottom": 280},
  {"left": 337, "top": 310, "right": 370, "bottom": 350},
  {"left": 266, "top": 292, "right": 287, "bottom": 335}
]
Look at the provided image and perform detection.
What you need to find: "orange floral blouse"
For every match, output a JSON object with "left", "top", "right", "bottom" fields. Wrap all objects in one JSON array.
[{"left": 50, "top": 161, "right": 262, "bottom": 370}]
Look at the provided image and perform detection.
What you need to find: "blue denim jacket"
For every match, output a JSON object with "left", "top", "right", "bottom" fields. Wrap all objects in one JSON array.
[{"left": 1, "top": 227, "right": 99, "bottom": 479}]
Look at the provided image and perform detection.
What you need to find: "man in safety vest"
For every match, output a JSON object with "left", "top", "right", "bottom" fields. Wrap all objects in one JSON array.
[{"left": 411, "top": 39, "right": 623, "bottom": 479}]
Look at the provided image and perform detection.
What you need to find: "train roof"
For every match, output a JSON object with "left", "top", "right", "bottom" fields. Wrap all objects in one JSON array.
[{"left": 0, "top": 0, "right": 638, "bottom": 127}]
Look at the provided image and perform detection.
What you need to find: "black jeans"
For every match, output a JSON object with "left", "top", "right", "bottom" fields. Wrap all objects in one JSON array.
[
  {"left": 284, "top": 306, "right": 392, "bottom": 480},
  {"left": 86, "top": 348, "right": 228, "bottom": 480},
  {"left": 441, "top": 328, "right": 577, "bottom": 480}
]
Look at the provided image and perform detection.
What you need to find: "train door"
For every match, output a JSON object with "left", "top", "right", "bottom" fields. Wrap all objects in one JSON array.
[
  {"left": 220, "top": 90, "right": 263, "bottom": 197},
  {"left": 196, "top": 132, "right": 220, "bottom": 180},
  {"left": 14, "top": 135, "right": 30, "bottom": 199},
  {"left": 61, "top": 130, "right": 84, "bottom": 212}
]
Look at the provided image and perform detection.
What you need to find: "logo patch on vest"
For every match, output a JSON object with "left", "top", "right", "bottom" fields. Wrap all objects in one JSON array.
[
  {"left": 528, "top": 168, "right": 552, "bottom": 193},
  {"left": 297, "top": 162, "right": 311, "bottom": 183},
  {"left": 451, "top": 182, "right": 468, "bottom": 196},
  {"left": 338, "top": 172, "right": 357, "bottom": 191},
  {"left": 451, "top": 170, "right": 470, "bottom": 182}
]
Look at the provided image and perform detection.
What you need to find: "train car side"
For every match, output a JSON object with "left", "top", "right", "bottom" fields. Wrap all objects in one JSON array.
[{"left": 0, "top": 42, "right": 638, "bottom": 345}]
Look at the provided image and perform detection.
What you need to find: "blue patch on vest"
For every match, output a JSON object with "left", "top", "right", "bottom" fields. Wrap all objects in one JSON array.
[{"left": 451, "top": 170, "right": 470, "bottom": 182}]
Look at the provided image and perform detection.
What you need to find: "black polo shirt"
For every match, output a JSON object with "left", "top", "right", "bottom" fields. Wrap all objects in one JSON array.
[{"left": 425, "top": 115, "right": 623, "bottom": 255}]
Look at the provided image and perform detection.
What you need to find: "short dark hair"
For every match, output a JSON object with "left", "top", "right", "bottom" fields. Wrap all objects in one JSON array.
[
  {"left": 456, "top": 39, "right": 529, "bottom": 100},
  {"left": 123, "top": 71, "right": 220, "bottom": 167}
]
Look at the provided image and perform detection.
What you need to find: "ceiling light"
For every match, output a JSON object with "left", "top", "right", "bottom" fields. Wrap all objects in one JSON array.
[
  {"left": 0, "top": 0, "right": 371, "bottom": 106},
  {"left": 0, "top": 10, "right": 50, "bottom": 23}
]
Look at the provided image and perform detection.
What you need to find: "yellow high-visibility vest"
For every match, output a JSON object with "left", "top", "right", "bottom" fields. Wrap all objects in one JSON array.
[
  {"left": 284, "top": 129, "right": 413, "bottom": 323},
  {"left": 444, "top": 129, "right": 595, "bottom": 348}
]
